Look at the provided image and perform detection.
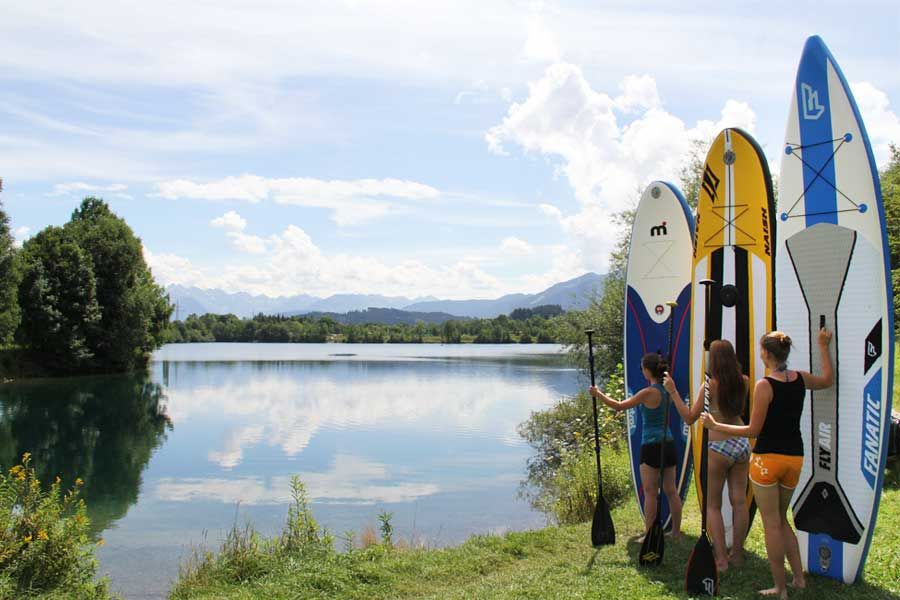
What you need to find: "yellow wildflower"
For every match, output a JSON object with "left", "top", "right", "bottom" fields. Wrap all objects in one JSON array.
[
  {"left": 23, "top": 534, "right": 32, "bottom": 543},
  {"left": 55, "top": 476, "right": 61, "bottom": 485},
  {"left": 9, "top": 465, "right": 21, "bottom": 475},
  {"left": 37, "top": 530, "right": 48, "bottom": 541},
  {"left": 97, "top": 538, "right": 105, "bottom": 547},
  {"left": 16, "top": 472, "right": 25, "bottom": 481},
  {"left": 75, "top": 478, "right": 84, "bottom": 486},
  {"left": 21, "top": 452, "right": 30, "bottom": 461}
]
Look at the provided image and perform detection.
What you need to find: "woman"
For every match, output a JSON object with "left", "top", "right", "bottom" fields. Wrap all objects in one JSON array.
[
  {"left": 590, "top": 352, "right": 682, "bottom": 539},
  {"left": 663, "top": 339, "right": 750, "bottom": 572},
  {"left": 703, "top": 329, "right": 833, "bottom": 599}
]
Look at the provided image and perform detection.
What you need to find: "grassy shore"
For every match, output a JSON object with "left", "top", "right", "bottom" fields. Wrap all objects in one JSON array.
[{"left": 170, "top": 481, "right": 899, "bottom": 600}]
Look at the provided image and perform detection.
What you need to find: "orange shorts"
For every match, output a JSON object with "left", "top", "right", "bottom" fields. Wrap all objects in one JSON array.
[{"left": 749, "top": 453, "right": 803, "bottom": 489}]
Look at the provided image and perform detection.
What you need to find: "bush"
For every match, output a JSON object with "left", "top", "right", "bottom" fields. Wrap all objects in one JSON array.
[
  {"left": 174, "top": 475, "right": 334, "bottom": 592},
  {"left": 0, "top": 454, "right": 110, "bottom": 599},
  {"left": 545, "top": 444, "right": 632, "bottom": 525}
]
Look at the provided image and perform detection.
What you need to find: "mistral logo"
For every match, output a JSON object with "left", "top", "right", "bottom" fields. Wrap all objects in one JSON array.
[
  {"left": 801, "top": 83, "right": 826, "bottom": 120},
  {"left": 650, "top": 221, "right": 667, "bottom": 237}
]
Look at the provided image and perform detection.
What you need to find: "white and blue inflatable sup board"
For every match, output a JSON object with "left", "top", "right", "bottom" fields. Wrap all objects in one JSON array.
[
  {"left": 778, "top": 35, "right": 894, "bottom": 584},
  {"left": 624, "top": 181, "right": 694, "bottom": 528}
]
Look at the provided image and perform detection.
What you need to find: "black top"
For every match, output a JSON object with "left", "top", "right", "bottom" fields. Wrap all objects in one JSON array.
[{"left": 753, "top": 374, "right": 806, "bottom": 456}]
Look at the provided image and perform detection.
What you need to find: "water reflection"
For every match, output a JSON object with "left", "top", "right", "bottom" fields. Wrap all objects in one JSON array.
[
  {"left": 0, "top": 374, "right": 172, "bottom": 533},
  {"left": 159, "top": 359, "right": 566, "bottom": 473}
]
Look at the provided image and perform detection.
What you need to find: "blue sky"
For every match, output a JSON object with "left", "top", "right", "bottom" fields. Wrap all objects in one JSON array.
[{"left": 1, "top": 1, "right": 898, "bottom": 299}]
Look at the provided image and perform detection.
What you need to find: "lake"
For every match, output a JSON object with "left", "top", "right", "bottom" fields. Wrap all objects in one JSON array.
[{"left": 0, "top": 343, "right": 580, "bottom": 599}]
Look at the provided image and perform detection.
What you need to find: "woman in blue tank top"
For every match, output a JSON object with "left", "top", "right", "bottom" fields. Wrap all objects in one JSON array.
[{"left": 590, "top": 352, "right": 682, "bottom": 539}]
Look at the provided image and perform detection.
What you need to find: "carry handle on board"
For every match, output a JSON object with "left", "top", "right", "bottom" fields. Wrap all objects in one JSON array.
[
  {"left": 586, "top": 330, "right": 615, "bottom": 547},
  {"left": 639, "top": 301, "right": 678, "bottom": 566},
  {"left": 685, "top": 279, "right": 719, "bottom": 596}
]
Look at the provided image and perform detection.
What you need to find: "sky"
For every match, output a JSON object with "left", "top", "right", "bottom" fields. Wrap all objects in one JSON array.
[{"left": 1, "top": 1, "right": 899, "bottom": 300}]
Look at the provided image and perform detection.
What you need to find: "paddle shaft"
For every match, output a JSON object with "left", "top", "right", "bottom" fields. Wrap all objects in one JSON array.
[
  {"left": 699, "top": 280, "right": 715, "bottom": 534},
  {"left": 586, "top": 331, "right": 604, "bottom": 498},
  {"left": 655, "top": 302, "right": 678, "bottom": 522}
]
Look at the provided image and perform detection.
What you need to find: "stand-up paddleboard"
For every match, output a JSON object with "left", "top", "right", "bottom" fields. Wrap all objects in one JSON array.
[
  {"left": 624, "top": 181, "right": 694, "bottom": 529},
  {"left": 778, "top": 35, "right": 894, "bottom": 584},
  {"left": 691, "top": 128, "right": 775, "bottom": 545}
]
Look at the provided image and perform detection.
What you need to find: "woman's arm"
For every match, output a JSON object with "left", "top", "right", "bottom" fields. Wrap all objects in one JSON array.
[
  {"left": 589, "top": 386, "right": 650, "bottom": 411},
  {"left": 663, "top": 372, "right": 703, "bottom": 424},
  {"left": 798, "top": 328, "right": 834, "bottom": 391},
  {"left": 703, "top": 378, "right": 773, "bottom": 437}
]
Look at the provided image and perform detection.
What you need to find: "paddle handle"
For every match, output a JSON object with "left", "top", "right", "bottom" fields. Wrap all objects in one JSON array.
[{"left": 656, "top": 301, "right": 678, "bottom": 514}]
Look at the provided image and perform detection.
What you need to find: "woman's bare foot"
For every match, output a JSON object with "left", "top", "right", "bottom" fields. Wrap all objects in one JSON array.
[
  {"left": 665, "top": 530, "right": 682, "bottom": 541},
  {"left": 758, "top": 587, "right": 787, "bottom": 599},
  {"left": 788, "top": 576, "right": 806, "bottom": 589},
  {"left": 716, "top": 559, "right": 729, "bottom": 573},
  {"left": 728, "top": 550, "right": 744, "bottom": 567}
]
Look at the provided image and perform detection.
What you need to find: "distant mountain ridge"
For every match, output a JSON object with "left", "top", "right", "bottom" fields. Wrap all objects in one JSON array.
[{"left": 166, "top": 273, "right": 605, "bottom": 320}]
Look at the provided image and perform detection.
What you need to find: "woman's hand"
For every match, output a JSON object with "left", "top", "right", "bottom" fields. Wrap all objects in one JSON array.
[
  {"left": 589, "top": 385, "right": 601, "bottom": 399},
  {"left": 817, "top": 327, "right": 833, "bottom": 348},
  {"left": 700, "top": 411, "right": 719, "bottom": 431},
  {"left": 662, "top": 372, "right": 677, "bottom": 395}
]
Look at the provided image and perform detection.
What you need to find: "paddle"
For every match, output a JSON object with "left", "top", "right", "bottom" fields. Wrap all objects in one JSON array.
[
  {"left": 685, "top": 279, "right": 719, "bottom": 596},
  {"left": 639, "top": 300, "right": 678, "bottom": 566},
  {"left": 585, "top": 329, "right": 615, "bottom": 547}
]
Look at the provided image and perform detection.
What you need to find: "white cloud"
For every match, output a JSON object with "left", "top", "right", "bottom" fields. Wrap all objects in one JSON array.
[
  {"left": 852, "top": 81, "right": 900, "bottom": 167},
  {"left": 144, "top": 224, "right": 506, "bottom": 299},
  {"left": 143, "top": 247, "right": 211, "bottom": 289},
  {"left": 12, "top": 226, "right": 31, "bottom": 248},
  {"left": 227, "top": 231, "right": 268, "bottom": 255},
  {"left": 156, "top": 175, "right": 440, "bottom": 226},
  {"left": 500, "top": 236, "right": 533, "bottom": 256},
  {"left": 210, "top": 210, "right": 247, "bottom": 231},
  {"left": 48, "top": 181, "right": 128, "bottom": 196},
  {"left": 487, "top": 63, "right": 756, "bottom": 273}
]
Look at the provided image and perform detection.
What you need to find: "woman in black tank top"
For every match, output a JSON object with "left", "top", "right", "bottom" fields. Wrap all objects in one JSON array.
[{"left": 702, "top": 329, "right": 833, "bottom": 600}]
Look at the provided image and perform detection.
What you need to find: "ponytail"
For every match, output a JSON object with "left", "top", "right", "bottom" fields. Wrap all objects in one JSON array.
[
  {"left": 760, "top": 331, "right": 793, "bottom": 364},
  {"left": 641, "top": 352, "right": 668, "bottom": 381}
]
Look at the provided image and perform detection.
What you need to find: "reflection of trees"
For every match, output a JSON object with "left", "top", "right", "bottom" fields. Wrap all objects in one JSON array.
[{"left": 0, "top": 373, "right": 172, "bottom": 533}]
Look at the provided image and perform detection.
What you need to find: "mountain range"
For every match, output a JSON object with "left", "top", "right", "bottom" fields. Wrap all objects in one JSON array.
[{"left": 167, "top": 272, "right": 605, "bottom": 320}]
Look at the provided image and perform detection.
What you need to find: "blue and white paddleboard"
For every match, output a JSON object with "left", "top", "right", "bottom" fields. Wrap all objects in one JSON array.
[
  {"left": 778, "top": 35, "right": 894, "bottom": 584},
  {"left": 624, "top": 181, "right": 694, "bottom": 528}
]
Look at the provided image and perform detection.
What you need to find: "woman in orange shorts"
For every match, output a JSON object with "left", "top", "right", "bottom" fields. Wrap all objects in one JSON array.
[{"left": 702, "top": 329, "right": 833, "bottom": 599}]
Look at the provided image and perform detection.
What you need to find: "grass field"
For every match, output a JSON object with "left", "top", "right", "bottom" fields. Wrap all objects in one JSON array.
[{"left": 170, "top": 481, "right": 900, "bottom": 600}]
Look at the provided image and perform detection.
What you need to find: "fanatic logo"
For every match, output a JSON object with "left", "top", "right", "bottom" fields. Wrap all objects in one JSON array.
[{"left": 801, "top": 83, "right": 826, "bottom": 120}]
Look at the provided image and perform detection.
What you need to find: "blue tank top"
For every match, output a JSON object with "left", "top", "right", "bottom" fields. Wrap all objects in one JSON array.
[{"left": 641, "top": 383, "right": 674, "bottom": 445}]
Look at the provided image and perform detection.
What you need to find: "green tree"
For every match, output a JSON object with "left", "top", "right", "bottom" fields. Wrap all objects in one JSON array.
[
  {"left": 881, "top": 144, "right": 900, "bottom": 329},
  {"left": 18, "top": 227, "right": 101, "bottom": 371},
  {"left": 0, "top": 199, "right": 20, "bottom": 344},
  {"left": 66, "top": 198, "right": 172, "bottom": 371}
]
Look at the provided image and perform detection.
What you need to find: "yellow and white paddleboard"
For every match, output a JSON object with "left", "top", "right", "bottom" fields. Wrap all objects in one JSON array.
[{"left": 690, "top": 128, "right": 776, "bottom": 545}]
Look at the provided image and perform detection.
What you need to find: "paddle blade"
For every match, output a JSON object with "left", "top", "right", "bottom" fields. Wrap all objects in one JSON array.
[
  {"left": 591, "top": 496, "right": 616, "bottom": 547},
  {"left": 685, "top": 532, "right": 718, "bottom": 596},
  {"left": 638, "top": 521, "right": 664, "bottom": 566}
]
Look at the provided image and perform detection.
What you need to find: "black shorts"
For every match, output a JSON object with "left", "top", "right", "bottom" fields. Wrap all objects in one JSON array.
[{"left": 640, "top": 440, "right": 677, "bottom": 469}]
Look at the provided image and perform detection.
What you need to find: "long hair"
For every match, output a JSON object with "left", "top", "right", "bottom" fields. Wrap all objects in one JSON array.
[
  {"left": 708, "top": 340, "right": 746, "bottom": 419},
  {"left": 641, "top": 352, "right": 668, "bottom": 381}
]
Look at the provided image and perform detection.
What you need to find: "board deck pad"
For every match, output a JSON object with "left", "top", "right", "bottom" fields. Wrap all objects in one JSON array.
[
  {"left": 624, "top": 181, "right": 694, "bottom": 529},
  {"left": 778, "top": 35, "right": 894, "bottom": 583},
  {"left": 691, "top": 128, "right": 775, "bottom": 547}
]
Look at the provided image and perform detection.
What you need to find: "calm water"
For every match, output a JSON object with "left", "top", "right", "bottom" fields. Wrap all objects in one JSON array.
[{"left": 0, "top": 343, "right": 578, "bottom": 599}]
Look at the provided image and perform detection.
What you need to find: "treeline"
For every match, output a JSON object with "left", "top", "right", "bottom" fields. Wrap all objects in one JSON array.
[
  {"left": 166, "top": 307, "right": 568, "bottom": 344},
  {"left": 0, "top": 197, "right": 171, "bottom": 374}
]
